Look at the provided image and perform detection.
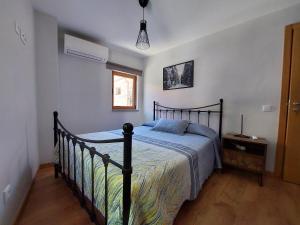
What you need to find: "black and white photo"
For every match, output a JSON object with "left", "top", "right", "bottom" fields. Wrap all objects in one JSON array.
[{"left": 163, "top": 60, "right": 194, "bottom": 90}]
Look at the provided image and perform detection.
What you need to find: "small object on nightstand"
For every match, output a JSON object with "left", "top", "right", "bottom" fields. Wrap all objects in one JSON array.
[
  {"left": 222, "top": 133, "right": 268, "bottom": 186},
  {"left": 233, "top": 114, "right": 251, "bottom": 139}
]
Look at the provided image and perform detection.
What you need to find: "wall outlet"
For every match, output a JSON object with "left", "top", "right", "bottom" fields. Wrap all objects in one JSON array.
[{"left": 2, "top": 185, "right": 12, "bottom": 205}]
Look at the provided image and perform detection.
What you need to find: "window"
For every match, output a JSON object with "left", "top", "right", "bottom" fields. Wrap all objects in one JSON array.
[{"left": 112, "top": 71, "right": 137, "bottom": 110}]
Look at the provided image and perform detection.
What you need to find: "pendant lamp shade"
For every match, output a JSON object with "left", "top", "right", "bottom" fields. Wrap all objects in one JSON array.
[
  {"left": 136, "top": 0, "right": 150, "bottom": 50},
  {"left": 136, "top": 20, "right": 150, "bottom": 50}
]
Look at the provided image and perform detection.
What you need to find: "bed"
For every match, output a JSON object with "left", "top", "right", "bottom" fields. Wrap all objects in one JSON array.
[{"left": 53, "top": 99, "right": 223, "bottom": 225}]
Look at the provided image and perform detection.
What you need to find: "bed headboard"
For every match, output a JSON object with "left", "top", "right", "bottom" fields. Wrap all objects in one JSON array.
[{"left": 153, "top": 99, "right": 223, "bottom": 139}]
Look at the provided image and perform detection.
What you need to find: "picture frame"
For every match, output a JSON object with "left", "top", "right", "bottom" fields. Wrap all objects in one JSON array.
[{"left": 163, "top": 60, "right": 194, "bottom": 90}]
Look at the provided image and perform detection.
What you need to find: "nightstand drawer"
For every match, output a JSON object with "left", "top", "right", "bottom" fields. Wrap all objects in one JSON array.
[{"left": 223, "top": 148, "right": 264, "bottom": 173}]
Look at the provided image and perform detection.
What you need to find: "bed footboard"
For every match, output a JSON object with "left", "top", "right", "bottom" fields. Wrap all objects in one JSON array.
[{"left": 53, "top": 111, "right": 133, "bottom": 225}]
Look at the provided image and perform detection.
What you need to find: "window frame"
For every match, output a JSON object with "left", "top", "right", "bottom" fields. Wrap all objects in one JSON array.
[{"left": 112, "top": 71, "right": 137, "bottom": 110}]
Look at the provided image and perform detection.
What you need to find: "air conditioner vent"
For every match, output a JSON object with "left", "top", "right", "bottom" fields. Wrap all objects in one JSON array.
[{"left": 64, "top": 34, "right": 109, "bottom": 63}]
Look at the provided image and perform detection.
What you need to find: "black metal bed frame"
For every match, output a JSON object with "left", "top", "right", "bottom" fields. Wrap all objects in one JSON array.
[
  {"left": 53, "top": 99, "right": 223, "bottom": 225},
  {"left": 53, "top": 111, "right": 133, "bottom": 225},
  {"left": 153, "top": 99, "right": 224, "bottom": 139}
]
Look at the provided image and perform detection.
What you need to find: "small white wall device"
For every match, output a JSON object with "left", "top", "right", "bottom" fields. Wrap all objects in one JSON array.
[
  {"left": 64, "top": 34, "right": 109, "bottom": 63},
  {"left": 2, "top": 185, "right": 12, "bottom": 205},
  {"left": 262, "top": 105, "right": 273, "bottom": 112}
]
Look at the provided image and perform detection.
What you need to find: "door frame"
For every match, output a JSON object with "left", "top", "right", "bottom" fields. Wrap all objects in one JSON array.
[{"left": 274, "top": 23, "right": 300, "bottom": 177}]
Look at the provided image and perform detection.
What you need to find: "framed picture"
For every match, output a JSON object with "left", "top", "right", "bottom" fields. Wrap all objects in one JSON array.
[{"left": 163, "top": 60, "right": 194, "bottom": 90}]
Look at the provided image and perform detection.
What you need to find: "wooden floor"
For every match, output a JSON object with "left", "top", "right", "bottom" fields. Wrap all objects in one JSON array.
[{"left": 16, "top": 167, "right": 300, "bottom": 225}]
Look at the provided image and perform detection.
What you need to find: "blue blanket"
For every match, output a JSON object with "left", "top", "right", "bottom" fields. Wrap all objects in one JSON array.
[{"left": 110, "top": 125, "right": 221, "bottom": 199}]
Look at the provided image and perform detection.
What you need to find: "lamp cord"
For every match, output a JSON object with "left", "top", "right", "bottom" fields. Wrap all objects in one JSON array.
[{"left": 143, "top": 7, "right": 144, "bottom": 20}]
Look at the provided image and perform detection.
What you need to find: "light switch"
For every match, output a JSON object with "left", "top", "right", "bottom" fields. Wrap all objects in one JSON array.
[{"left": 262, "top": 105, "right": 273, "bottom": 112}]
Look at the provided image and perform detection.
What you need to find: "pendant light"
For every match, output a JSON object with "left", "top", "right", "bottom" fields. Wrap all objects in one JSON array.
[{"left": 136, "top": 0, "right": 150, "bottom": 50}]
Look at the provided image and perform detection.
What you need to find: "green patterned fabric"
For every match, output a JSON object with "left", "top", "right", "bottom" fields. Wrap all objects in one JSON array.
[{"left": 55, "top": 131, "right": 191, "bottom": 225}]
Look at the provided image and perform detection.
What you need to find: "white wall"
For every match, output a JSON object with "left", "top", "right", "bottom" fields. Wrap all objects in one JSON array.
[
  {"left": 35, "top": 11, "right": 59, "bottom": 164},
  {"left": 33, "top": 17, "right": 145, "bottom": 163},
  {"left": 58, "top": 31, "right": 145, "bottom": 135},
  {"left": 143, "top": 4, "right": 300, "bottom": 172},
  {"left": 0, "top": 0, "right": 39, "bottom": 224}
]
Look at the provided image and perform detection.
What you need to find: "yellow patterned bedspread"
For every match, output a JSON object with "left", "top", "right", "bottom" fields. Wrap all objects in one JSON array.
[{"left": 55, "top": 126, "right": 216, "bottom": 225}]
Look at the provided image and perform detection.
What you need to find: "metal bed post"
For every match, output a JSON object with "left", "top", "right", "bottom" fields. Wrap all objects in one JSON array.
[
  {"left": 122, "top": 123, "right": 133, "bottom": 225},
  {"left": 62, "top": 131, "right": 66, "bottom": 178},
  {"left": 80, "top": 142, "right": 85, "bottom": 207},
  {"left": 153, "top": 101, "right": 156, "bottom": 121},
  {"left": 89, "top": 147, "right": 96, "bottom": 222},
  {"left": 72, "top": 137, "right": 77, "bottom": 194},
  {"left": 53, "top": 111, "right": 134, "bottom": 225},
  {"left": 53, "top": 111, "right": 59, "bottom": 178},
  {"left": 66, "top": 134, "right": 71, "bottom": 183},
  {"left": 219, "top": 99, "right": 223, "bottom": 140}
]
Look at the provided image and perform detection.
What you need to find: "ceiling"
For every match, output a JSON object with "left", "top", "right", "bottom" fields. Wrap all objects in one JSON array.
[{"left": 32, "top": 0, "right": 300, "bottom": 57}]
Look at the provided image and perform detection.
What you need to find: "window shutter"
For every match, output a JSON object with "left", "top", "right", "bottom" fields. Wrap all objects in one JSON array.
[{"left": 106, "top": 61, "right": 143, "bottom": 76}]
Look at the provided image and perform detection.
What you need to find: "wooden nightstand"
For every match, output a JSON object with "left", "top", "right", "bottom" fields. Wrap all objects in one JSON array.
[{"left": 222, "top": 133, "right": 268, "bottom": 186}]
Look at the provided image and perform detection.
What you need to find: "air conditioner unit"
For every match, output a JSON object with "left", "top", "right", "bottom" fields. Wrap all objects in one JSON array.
[{"left": 64, "top": 34, "right": 109, "bottom": 63}]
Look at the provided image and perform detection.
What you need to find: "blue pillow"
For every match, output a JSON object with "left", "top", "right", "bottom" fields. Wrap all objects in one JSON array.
[
  {"left": 186, "top": 123, "right": 218, "bottom": 139},
  {"left": 152, "top": 119, "right": 189, "bottom": 135},
  {"left": 142, "top": 120, "right": 158, "bottom": 127}
]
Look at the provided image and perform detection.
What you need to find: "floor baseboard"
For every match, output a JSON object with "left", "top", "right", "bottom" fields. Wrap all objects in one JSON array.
[
  {"left": 13, "top": 163, "right": 51, "bottom": 225},
  {"left": 12, "top": 178, "right": 36, "bottom": 225}
]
